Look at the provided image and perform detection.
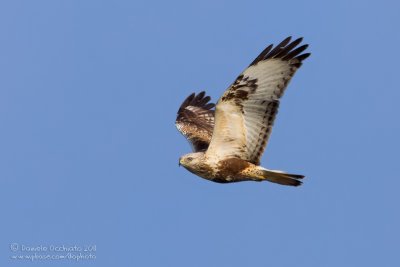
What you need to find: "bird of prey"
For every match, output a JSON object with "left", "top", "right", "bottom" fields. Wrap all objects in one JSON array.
[{"left": 176, "top": 36, "right": 310, "bottom": 186}]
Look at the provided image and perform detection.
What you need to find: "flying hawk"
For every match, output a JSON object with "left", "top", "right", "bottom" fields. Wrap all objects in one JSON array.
[{"left": 176, "top": 36, "right": 310, "bottom": 186}]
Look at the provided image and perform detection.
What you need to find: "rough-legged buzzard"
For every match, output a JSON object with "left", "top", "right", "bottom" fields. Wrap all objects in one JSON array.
[{"left": 176, "top": 36, "right": 310, "bottom": 186}]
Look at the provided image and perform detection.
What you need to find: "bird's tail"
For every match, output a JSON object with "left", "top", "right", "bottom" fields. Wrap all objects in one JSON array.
[{"left": 260, "top": 168, "right": 304, "bottom": 186}]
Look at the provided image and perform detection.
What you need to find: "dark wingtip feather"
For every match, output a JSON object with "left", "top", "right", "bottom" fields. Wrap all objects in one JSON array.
[
  {"left": 194, "top": 91, "right": 206, "bottom": 101},
  {"left": 179, "top": 93, "right": 195, "bottom": 111},
  {"left": 178, "top": 91, "right": 215, "bottom": 114},
  {"left": 198, "top": 95, "right": 211, "bottom": 106},
  {"left": 203, "top": 103, "right": 216, "bottom": 110},
  {"left": 295, "top": 53, "right": 311, "bottom": 61},
  {"left": 265, "top": 36, "right": 292, "bottom": 59},
  {"left": 251, "top": 36, "right": 311, "bottom": 66},
  {"left": 282, "top": 44, "right": 309, "bottom": 60},
  {"left": 275, "top": 37, "right": 303, "bottom": 58},
  {"left": 249, "top": 44, "right": 273, "bottom": 66}
]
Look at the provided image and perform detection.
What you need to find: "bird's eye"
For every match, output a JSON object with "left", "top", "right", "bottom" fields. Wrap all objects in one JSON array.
[{"left": 187, "top": 157, "right": 193, "bottom": 161}]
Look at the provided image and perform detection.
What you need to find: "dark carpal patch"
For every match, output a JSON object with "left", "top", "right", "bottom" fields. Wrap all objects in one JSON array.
[{"left": 221, "top": 76, "right": 258, "bottom": 103}]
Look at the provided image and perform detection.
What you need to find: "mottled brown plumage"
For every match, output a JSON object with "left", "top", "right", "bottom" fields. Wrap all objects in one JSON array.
[
  {"left": 176, "top": 92, "right": 215, "bottom": 152},
  {"left": 176, "top": 36, "right": 310, "bottom": 186}
]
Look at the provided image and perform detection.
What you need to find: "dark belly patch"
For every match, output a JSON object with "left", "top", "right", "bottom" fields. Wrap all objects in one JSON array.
[{"left": 216, "top": 158, "right": 251, "bottom": 179}]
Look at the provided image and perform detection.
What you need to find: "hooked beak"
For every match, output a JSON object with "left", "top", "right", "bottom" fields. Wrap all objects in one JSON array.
[{"left": 178, "top": 157, "right": 181, "bottom": 167}]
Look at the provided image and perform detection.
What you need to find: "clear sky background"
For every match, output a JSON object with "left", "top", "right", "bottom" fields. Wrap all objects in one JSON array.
[{"left": 1, "top": 0, "right": 399, "bottom": 266}]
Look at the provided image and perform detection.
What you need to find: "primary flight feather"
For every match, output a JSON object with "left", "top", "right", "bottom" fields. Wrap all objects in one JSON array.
[{"left": 176, "top": 36, "right": 310, "bottom": 186}]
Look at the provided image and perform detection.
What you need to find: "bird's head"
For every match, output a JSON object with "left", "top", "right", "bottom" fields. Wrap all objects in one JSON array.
[{"left": 179, "top": 152, "right": 204, "bottom": 170}]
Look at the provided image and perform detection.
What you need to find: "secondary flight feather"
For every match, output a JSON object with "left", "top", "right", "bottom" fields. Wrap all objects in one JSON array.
[{"left": 175, "top": 36, "right": 310, "bottom": 186}]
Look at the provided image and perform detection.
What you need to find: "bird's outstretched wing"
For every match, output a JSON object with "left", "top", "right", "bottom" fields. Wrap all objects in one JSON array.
[
  {"left": 176, "top": 91, "right": 215, "bottom": 152},
  {"left": 206, "top": 36, "right": 310, "bottom": 165}
]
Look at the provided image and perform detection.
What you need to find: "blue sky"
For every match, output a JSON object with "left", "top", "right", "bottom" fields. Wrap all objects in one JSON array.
[{"left": 1, "top": 0, "right": 399, "bottom": 266}]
